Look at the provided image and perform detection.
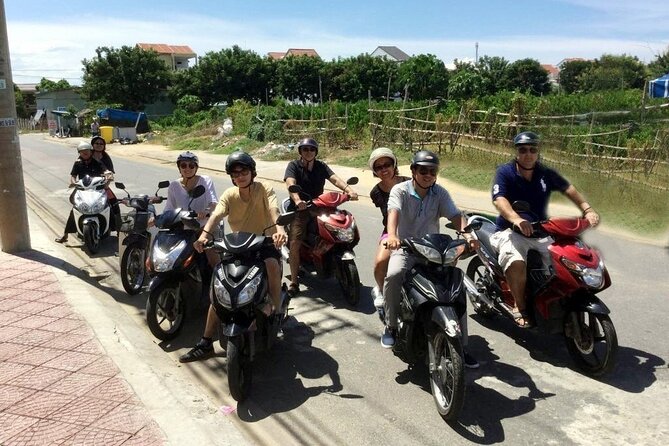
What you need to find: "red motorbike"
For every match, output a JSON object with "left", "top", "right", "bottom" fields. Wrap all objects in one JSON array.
[
  {"left": 463, "top": 203, "right": 618, "bottom": 377},
  {"left": 280, "top": 179, "right": 361, "bottom": 305}
]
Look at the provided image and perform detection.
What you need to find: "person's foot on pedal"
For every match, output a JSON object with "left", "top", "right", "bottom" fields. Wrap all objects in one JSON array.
[
  {"left": 179, "top": 338, "right": 214, "bottom": 363},
  {"left": 54, "top": 235, "right": 68, "bottom": 243},
  {"left": 372, "top": 286, "right": 384, "bottom": 308},
  {"left": 287, "top": 282, "right": 299, "bottom": 298},
  {"left": 381, "top": 326, "right": 395, "bottom": 348},
  {"left": 464, "top": 350, "right": 480, "bottom": 369}
]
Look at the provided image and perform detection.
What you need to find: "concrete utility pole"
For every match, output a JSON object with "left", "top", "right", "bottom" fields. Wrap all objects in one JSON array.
[{"left": 0, "top": 0, "right": 31, "bottom": 252}]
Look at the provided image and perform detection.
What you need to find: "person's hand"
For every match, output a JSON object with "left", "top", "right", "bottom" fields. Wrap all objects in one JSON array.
[
  {"left": 196, "top": 211, "right": 207, "bottom": 220},
  {"left": 272, "top": 231, "right": 287, "bottom": 248},
  {"left": 193, "top": 236, "right": 207, "bottom": 253},
  {"left": 295, "top": 199, "right": 307, "bottom": 211},
  {"left": 513, "top": 219, "right": 533, "bottom": 237},
  {"left": 147, "top": 216, "right": 155, "bottom": 228},
  {"left": 385, "top": 236, "right": 401, "bottom": 250},
  {"left": 465, "top": 238, "right": 479, "bottom": 251},
  {"left": 347, "top": 189, "right": 359, "bottom": 201},
  {"left": 584, "top": 210, "right": 600, "bottom": 227}
]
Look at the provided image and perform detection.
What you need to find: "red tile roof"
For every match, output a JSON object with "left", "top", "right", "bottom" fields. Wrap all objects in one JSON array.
[
  {"left": 285, "top": 48, "right": 320, "bottom": 58},
  {"left": 541, "top": 64, "right": 559, "bottom": 77},
  {"left": 137, "top": 43, "right": 196, "bottom": 57},
  {"left": 268, "top": 52, "right": 286, "bottom": 60}
]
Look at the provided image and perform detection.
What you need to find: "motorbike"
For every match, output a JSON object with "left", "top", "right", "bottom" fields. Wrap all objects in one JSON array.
[
  {"left": 144, "top": 184, "right": 208, "bottom": 341},
  {"left": 279, "top": 179, "right": 361, "bottom": 305},
  {"left": 207, "top": 212, "right": 295, "bottom": 402},
  {"left": 115, "top": 181, "right": 168, "bottom": 295},
  {"left": 70, "top": 172, "right": 114, "bottom": 254},
  {"left": 464, "top": 202, "right": 618, "bottom": 377},
  {"left": 389, "top": 222, "right": 479, "bottom": 421}
]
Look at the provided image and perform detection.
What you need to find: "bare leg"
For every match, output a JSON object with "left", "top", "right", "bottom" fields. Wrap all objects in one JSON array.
[
  {"left": 265, "top": 258, "right": 282, "bottom": 310},
  {"left": 505, "top": 260, "right": 528, "bottom": 324},
  {"left": 203, "top": 304, "right": 219, "bottom": 339},
  {"left": 373, "top": 243, "right": 391, "bottom": 290}
]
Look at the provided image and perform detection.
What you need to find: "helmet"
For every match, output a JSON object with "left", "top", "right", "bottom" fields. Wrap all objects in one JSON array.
[
  {"left": 176, "top": 151, "right": 199, "bottom": 166},
  {"left": 90, "top": 136, "right": 105, "bottom": 147},
  {"left": 297, "top": 137, "right": 319, "bottom": 155},
  {"left": 77, "top": 142, "right": 92, "bottom": 152},
  {"left": 368, "top": 147, "right": 397, "bottom": 172},
  {"left": 410, "top": 150, "right": 440, "bottom": 169},
  {"left": 225, "top": 151, "right": 256, "bottom": 174},
  {"left": 513, "top": 131, "right": 540, "bottom": 147}
]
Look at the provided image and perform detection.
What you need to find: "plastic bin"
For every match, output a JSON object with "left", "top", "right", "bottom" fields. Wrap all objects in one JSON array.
[{"left": 99, "top": 126, "right": 114, "bottom": 143}]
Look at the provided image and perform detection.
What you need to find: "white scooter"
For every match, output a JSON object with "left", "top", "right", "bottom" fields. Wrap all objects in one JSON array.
[{"left": 70, "top": 173, "right": 114, "bottom": 254}]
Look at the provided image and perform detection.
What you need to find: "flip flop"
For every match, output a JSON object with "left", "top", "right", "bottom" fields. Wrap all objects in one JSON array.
[{"left": 512, "top": 309, "right": 533, "bottom": 328}]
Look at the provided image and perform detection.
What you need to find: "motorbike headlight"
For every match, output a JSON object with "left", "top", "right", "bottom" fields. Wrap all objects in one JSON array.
[
  {"left": 324, "top": 222, "right": 355, "bottom": 242},
  {"left": 214, "top": 275, "right": 232, "bottom": 308},
  {"left": 151, "top": 240, "right": 186, "bottom": 272},
  {"left": 443, "top": 244, "right": 466, "bottom": 266},
  {"left": 89, "top": 195, "right": 107, "bottom": 214},
  {"left": 238, "top": 274, "right": 262, "bottom": 307},
  {"left": 74, "top": 194, "right": 91, "bottom": 214},
  {"left": 560, "top": 257, "right": 604, "bottom": 289},
  {"left": 414, "top": 243, "right": 442, "bottom": 264}
]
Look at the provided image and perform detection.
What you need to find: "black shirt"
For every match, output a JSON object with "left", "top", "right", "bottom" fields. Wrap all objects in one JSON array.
[
  {"left": 284, "top": 159, "right": 334, "bottom": 200},
  {"left": 70, "top": 157, "right": 106, "bottom": 180},
  {"left": 370, "top": 175, "right": 410, "bottom": 231}
]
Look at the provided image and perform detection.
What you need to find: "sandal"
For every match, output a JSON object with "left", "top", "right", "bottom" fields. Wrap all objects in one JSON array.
[
  {"left": 54, "top": 235, "right": 68, "bottom": 243},
  {"left": 178, "top": 340, "right": 214, "bottom": 363},
  {"left": 286, "top": 282, "right": 300, "bottom": 298},
  {"left": 512, "top": 309, "right": 534, "bottom": 329},
  {"left": 260, "top": 302, "right": 276, "bottom": 317}
]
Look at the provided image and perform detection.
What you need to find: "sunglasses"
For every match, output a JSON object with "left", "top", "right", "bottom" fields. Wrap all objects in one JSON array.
[
  {"left": 518, "top": 146, "right": 539, "bottom": 154},
  {"left": 179, "top": 162, "right": 197, "bottom": 169},
  {"left": 300, "top": 146, "right": 317, "bottom": 153},
  {"left": 230, "top": 168, "right": 250, "bottom": 178},
  {"left": 417, "top": 167, "right": 438, "bottom": 176},
  {"left": 374, "top": 161, "right": 394, "bottom": 172},
  {"left": 93, "top": 142, "right": 105, "bottom": 146}
]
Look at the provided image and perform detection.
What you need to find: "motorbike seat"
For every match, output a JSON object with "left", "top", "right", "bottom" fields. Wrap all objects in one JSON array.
[{"left": 471, "top": 218, "right": 502, "bottom": 269}]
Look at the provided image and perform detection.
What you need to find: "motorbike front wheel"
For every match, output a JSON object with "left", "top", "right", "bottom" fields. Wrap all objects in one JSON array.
[
  {"left": 428, "top": 330, "right": 465, "bottom": 421},
  {"left": 338, "top": 260, "right": 360, "bottom": 306},
  {"left": 82, "top": 222, "right": 100, "bottom": 254},
  {"left": 120, "top": 242, "right": 146, "bottom": 295},
  {"left": 465, "top": 257, "right": 494, "bottom": 317},
  {"left": 227, "top": 335, "right": 251, "bottom": 402},
  {"left": 146, "top": 281, "right": 185, "bottom": 341},
  {"left": 564, "top": 311, "right": 618, "bottom": 377}
]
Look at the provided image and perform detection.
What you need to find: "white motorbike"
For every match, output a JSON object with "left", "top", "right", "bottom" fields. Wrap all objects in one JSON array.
[{"left": 70, "top": 173, "right": 113, "bottom": 254}]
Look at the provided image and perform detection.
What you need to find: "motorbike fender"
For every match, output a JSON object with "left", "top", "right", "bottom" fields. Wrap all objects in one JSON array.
[
  {"left": 122, "top": 232, "right": 148, "bottom": 247},
  {"left": 431, "top": 306, "right": 462, "bottom": 338},
  {"left": 222, "top": 322, "right": 249, "bottom": 337},
  {"left": 148, "top": 275, "right": 179, "bottom": 294},
  {"left": 565, "top": 293, "right": 611, "bottom": 315},
  {"left": 339, "top": 250, "right": 356, "bottom": 261}
]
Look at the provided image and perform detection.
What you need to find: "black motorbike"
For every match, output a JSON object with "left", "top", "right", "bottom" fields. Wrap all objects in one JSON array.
[
  {"left": 145, "top": 185, "right": 208, "bottom": 341},
  {"left": 207, "top": 212, "right": 294, "bottom": 402},
  {"left": 388, "top": 222, "right": 479, "bottom": 421},
  {"left": 115, "top": 181, "right": 168, "bottom": 295}
]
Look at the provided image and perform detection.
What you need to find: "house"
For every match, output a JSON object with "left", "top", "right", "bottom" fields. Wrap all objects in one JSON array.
[
  {"left": 267, "top": 48, "right": 320, "bottom": 60},
  {"left": 557, "top": 57, "right": 588, "bottom": 69},
  {"left": 541, "top": 64, "right": 560, "bottom": 85},
  {"left": 136, "top": 43, "right": 197, "bottom": 70},
  {"left": 371, "top": 46, "right": 410, "bottom": 62},
  {"left": 16, "top": 83, "right": 38, "bottom": 115},
  {"left": 35, "top": 89, "right": 87, "bottom": 136}
]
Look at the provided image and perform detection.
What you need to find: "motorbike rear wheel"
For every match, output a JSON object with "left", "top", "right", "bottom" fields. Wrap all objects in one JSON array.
[
  {"left": 146, "top": 281, "right": 185, "bottom": 341},
  {"left": 338, "top": 260, "right": 360, "bottom": 306},
  {"left": 564, "top": 311, "right": 618, "bottom": 377},
  {"left": 120, "top": 242, "right": 146, "bottom": 295},
  {"left": 83, "top": 222, "right": 100, "bottom": 254},
  {"left": 227, "top": 335, "right": 251, "bottom": 402},
  {"left": 465, "top": 257, "right": 494, "bottom": 317},
  {"left": 428, "top": 329, "right": 465, "bottom": 421}
]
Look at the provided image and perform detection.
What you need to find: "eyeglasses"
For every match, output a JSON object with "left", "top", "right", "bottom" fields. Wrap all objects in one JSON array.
[
  {"left": 300, "top": 146, "right": 317, "bottom": 153},
  {"left": 518, "top": 146, "right": 539, "bottom": 154},
  {"left": 373, "top": 161, "right": 394, "bottom": 172},
  {"left": 230, "top": 168, "right": 251, "bottom": 178},
  {"left": 179, "top": 162, "right": 197, "bottom": 169},
  {"left": 417, "top": 167, "right": 438, "bottom": 176}
]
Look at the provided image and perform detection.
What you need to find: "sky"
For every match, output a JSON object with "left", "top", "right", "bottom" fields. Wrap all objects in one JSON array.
[{"left": 5, "top": 0, "right": 669, "bottom": 85}]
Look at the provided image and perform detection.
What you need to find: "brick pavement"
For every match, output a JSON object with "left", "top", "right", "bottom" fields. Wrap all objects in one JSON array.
[{"left": 0, "top": 250, "right": 166, "bottom": 446}]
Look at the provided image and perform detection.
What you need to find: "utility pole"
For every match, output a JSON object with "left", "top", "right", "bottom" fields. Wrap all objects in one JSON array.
[
  {"left": 0, "top": 0, "right": 31, "bottom": 252},
  {"left": 475, "top": 42, "right": 479, "bottom": 63}
]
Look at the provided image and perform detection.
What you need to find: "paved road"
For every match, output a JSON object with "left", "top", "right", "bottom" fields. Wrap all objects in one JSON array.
[{"left": 20, "top": 134, "right": 669, "bottom": 445}]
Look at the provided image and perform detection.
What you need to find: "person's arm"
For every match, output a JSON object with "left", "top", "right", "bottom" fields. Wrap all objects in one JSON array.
[
  {"left": 563, "top": 185, "right": 600, "bottom": 226},
  {"left": 285, "top": 176, "right": 307, "bottom": 210},
  {"left": 385, "top": 209, "right": 400, "bottom": 250},
  {"left": 328, "top": 174, "right": 358, "bottom": 200},
  {"left": 194, "top": 200, "right": 225, "bottom": 252},
  {"left": 494, "top": 196, "right": 533, "bottom": 236}
]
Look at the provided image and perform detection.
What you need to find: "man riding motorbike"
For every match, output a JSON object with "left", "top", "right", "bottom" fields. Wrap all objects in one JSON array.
[{"left": 490, "top": 131, "right": 600, "bottom": 327}]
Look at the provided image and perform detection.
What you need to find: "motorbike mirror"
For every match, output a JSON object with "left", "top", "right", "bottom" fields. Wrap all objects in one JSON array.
[
  {"left": 114, "top": 182, "right": 126, "bottom": 190},
  {"left": 512, "top": 201, "right": 531, "bottom": 213},
  {"left": 190, "top": 185, "right": 206, "bottom": 199},
  {"left": 463, "top": 220, "right": 483, "bottom": 232},
  {"left": 158, "top": 180, "right": 170, "bottom": 189},
  {"left": 276, "top": 211, "right": 296, "bottom": 226},
  {"left": 346, "top": 177, "right": 359, "bottom": 185},
  {"left": 288, "top": 185, "right": 302, "bottom": 194}
]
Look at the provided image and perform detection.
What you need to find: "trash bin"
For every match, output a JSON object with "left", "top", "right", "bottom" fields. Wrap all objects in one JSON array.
[{"left": 100, "top": 126, "right": 114, "bottom": 143}]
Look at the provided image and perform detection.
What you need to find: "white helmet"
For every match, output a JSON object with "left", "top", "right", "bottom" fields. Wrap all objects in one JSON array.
[
  {"left": 368, "top": 147, "right": 397, "bottom": 172},
  {"left": 77, "top": 142, "right": 93, "bottom": 152}
]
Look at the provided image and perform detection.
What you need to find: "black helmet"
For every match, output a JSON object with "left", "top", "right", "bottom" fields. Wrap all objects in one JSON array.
[
  {"left": 513, "top": 131, "right": 540, "bottom": 147},
  {"left": 297, "top": 137, "right": 319, "bottom": 155},
  {"left": 176, "top": 151, "right": 199, "bottom": 165},
  {"left": 225, "top": 151, "right": 256, "bottom": 174},
  {"left": 410, "top": 150, "right": 440, "bottom": 169}
]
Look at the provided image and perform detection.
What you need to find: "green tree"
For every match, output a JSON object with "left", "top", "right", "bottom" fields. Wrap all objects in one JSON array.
[
  {"left": 475, "top": 55, "right": 509, "bottom": 95},
  {"left": 396, "top": 54, "right": 449, "bottom": 100},
  {"left": 447, "top": 63, "right": 484, "bottom": 100},
  {"left": 13, "top": 85, "right": 29, "bottom": 118},
  {"left": 579, "top": 54, "right": 646, "bottom": 91},
  {"left": 274, "top": 55, "right": 324, "bottom": 102},
  {"left": 81, "top": 45, "right": 172, "bottom": 110},
  {"left": 171, "top": 46, "right": 272, "bottom": 107},
  {"left": 647, "top": 47, "right": 669, "bottom": 78},
  {"left": 503, "top": 58, "right": 550, "bottom": 95},
  {"left": 36, "top": 78, "right": 72, "bottom": 92},
  {"left": 558, "top": 59, "right": 592, "bottom": 93},
  {"left": 322, "top": 54, "right": 397, "bottom": 101}
]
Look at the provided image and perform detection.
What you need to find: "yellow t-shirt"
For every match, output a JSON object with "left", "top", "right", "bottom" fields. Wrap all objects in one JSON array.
[{"left": 214, "top": 181, "right": 278, "bottom": 234}]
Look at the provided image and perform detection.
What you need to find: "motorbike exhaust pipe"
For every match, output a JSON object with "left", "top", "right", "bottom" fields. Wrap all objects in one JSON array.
[{"left": 462, "top": 274, "right": 495, "bottom": 308}]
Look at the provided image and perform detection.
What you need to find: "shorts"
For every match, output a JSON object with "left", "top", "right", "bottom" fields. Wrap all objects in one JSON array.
[
  {"left": 379, "top": 232, "right": 389, "bottom": 243},
  {"left": 289, "top": 210, "right": 315, "bottom": 242},
  {"left": 259, "top": 245, "right": 281, "bottom": 261},
  {"left": 490, "top": 229, "right": 553, "bottom": 272}
]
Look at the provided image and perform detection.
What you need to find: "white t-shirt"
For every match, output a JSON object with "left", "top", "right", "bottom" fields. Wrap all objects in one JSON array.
[{"left": 164, "top": 175, "right": 218, "bottom": 227}]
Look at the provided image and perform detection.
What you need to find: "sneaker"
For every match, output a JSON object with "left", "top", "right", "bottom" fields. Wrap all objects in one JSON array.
[
  {"left": 372, "top": 286, "right": 384, "bottom": 308},
  {"left": 179, "top": 339, "right": 214, "bottom": 363},
  {"left": 463, "top": 351, "right": 480, "bottom": 369},
  {"left": 381, "top": 327, "right": 396, "bottom": 349}
]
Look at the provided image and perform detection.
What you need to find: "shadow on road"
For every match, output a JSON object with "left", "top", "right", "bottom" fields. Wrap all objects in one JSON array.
[{"left": 297, "top": 274, "right": 376, "bottom": 315}]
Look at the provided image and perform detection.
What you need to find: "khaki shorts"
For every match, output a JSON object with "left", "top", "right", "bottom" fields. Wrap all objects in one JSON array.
[{"left": 490, "top": 229, "right": 553, "bottom": 272}]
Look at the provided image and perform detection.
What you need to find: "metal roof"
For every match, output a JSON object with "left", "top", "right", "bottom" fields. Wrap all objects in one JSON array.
[{"left": 137, "top": 43, "right": 196, "bottom": 57}]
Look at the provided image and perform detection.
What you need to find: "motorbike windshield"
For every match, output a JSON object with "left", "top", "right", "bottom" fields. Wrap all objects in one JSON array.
[
  {"left": 313, "top": 192, "right": 347, "bottom": 208},
  {"left": 541, "top": 218, "right": 590, "bottom": 237}
]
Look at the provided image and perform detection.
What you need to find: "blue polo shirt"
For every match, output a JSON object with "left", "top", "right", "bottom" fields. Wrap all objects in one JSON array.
[
  {"left": 387, "top": 179, "right": 460, "bottom": 239},
  {"left": 492, "top": 161, "right": 569, "bottom": 231}
]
